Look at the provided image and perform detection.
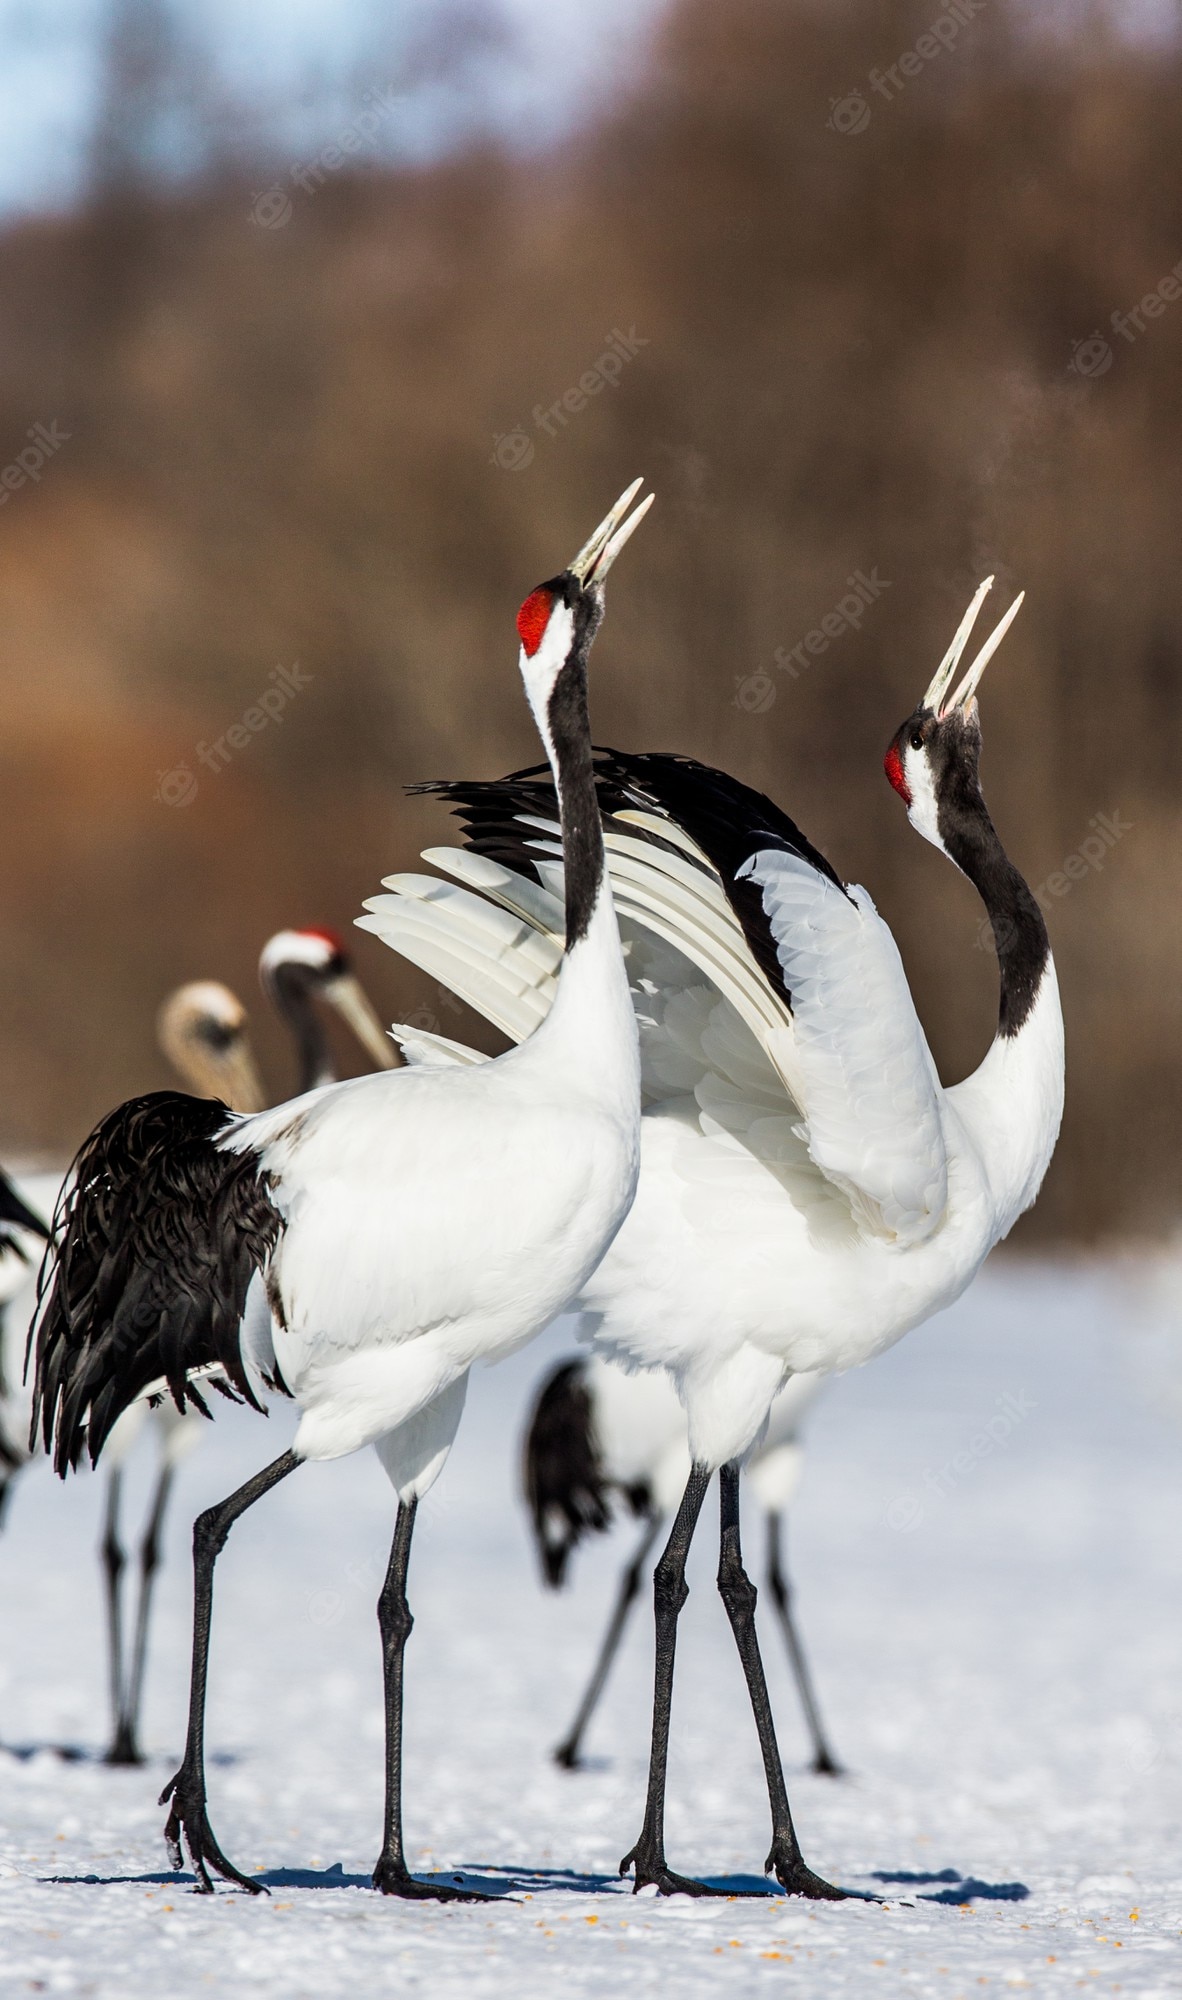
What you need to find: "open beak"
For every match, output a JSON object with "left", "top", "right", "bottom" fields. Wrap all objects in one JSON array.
[
  {"left": 323, "top": 972, "right": 400, "bottom": 1071},
  {"left": 569, "top": 478, "right": 655, "bottom": 588},
  {"left": 922, "top": 577, "right": 1025, "bottom": 717}
]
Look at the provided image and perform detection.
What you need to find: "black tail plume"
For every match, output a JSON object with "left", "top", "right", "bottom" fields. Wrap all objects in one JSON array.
[{"left": 522, "top": 1359, "right": 612, "bottom": 1589}]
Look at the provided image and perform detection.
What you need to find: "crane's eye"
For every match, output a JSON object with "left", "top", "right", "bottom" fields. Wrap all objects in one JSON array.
[{"left": 909, "top": 731, "right": 924, "bottom": 751}]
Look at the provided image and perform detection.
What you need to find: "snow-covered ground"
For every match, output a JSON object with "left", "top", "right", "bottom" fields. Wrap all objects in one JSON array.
[{"left": 0, "top": 1254, "right": 1179, "bottom": 1997}]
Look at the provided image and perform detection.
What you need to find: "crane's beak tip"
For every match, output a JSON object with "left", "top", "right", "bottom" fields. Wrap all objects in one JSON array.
[
  {"left": 922, "top": 577, "right": 1022, "bottom": 718},
  {"left": 569, "top": 480, "right": 654, "bottom": 587}
]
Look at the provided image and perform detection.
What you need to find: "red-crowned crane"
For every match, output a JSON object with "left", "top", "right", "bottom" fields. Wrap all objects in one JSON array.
[
  {"left": 524, "top": 1354, "right": 841, "bottom": 1774},
  {"left": 359, "top": 578, "right": 1063, "bottom": 1898},
  {"left": 98, "top": 938, "right": 396, "bottom": 1764},
  {"left": 4, "top": 939, "right": 395, "bottom": 1767},
  {"left": 32, "top": 482, "right": 652, "bottom": 1898}
]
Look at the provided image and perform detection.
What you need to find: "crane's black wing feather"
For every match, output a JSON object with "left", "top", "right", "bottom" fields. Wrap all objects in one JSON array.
[
  {"left": 414, "top": 747, "right": 847, "bottom": 1014},
  {"left": 33, "top": 1091, "right": 282, "bottom": 1475}
]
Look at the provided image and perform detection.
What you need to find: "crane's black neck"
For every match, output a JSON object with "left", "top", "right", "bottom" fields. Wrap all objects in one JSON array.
[
  {"left": 269, "top": 966, "right": 336, "bottom": 1092},
  {"left": 936, "top": 782, "right": 1049, "bottom": 1039},
  {"left": 545, "top": 603, "right": 606, "bottom": 952}
]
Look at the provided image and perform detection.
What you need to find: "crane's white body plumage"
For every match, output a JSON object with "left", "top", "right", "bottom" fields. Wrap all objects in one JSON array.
[
  {"left": 207, "top": 506, "right": 645, "bottom": 1498},
  {"left": 583, "top": 1353, "right": 824, "bottom": 1516},
  {"left": 222, "top": 926, "right": 640, "bottom": 1483},
  {"left": 362, "top": 770, "right": 1063, "bottom": 1473}
]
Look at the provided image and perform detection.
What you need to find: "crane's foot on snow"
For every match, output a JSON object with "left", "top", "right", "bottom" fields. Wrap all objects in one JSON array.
[
  {"left": 810, "top": 1751, "right": 845, "bottom": 1778},
  {"left": 160, "top": 1767, "right": 265, "bottom": 1896},
  {"left": 103, "top": 1725, "right": 145, "bottom": 1768},
  {"left": 371, "top": 1856, "right": 492, "bottom": 1901},
  {"left": 553, "top": 1742, "right": 585, "bottom": 1771},
  {"left": 619, "top": 1840, "right": 730, "bottom": 1898},
  {"left": 765, "top": 1840, "right": 848, "bottom": 1900}
]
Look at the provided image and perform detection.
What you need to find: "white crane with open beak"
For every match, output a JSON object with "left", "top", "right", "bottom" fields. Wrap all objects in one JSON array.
[{"left": 359, "top": 577, "right": 1062, "bottom": 1899}]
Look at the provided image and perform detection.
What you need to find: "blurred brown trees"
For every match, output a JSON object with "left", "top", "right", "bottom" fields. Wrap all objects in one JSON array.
[{"left": 0, "top": 0, "right": 1178, "bottom": 1240}]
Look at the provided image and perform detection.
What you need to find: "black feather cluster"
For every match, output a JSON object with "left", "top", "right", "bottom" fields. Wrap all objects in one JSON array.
[
  {"left": 416, "top": 746, "right": 845, "bottom": 1015},
  {"left": 32, "top": 1091, "right": 282, "bottom": 1476},
  {"left": 522, "top": 1359, "right": 616, "bottom": 1589}
]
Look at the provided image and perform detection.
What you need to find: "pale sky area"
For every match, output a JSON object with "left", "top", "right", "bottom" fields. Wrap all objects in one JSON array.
[
  {"left": 0, "top": 0, "right": 667, "bottom": 217},
  {"left": 0, "top": 0, "right": 1175, "bottom": 221}
]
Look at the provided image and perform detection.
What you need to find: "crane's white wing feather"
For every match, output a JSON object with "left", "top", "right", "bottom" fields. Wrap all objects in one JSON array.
[
  {"left": 738, "top": 850, "right": 947, "bottom": 1244},
  {"left": 363, "top": 794, "right": 949, "bottom": 1244}
]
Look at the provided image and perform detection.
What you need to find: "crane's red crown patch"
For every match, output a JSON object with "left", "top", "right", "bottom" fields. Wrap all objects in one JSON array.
[
  {"left": 517, "top": 588, "right": 553, "bottom": 658},
  {"left": 884, "top": 743, "right": 912, "bottom": 805},
  {"left": 299, "top": 927, "right": 344, "bottom": 954}
]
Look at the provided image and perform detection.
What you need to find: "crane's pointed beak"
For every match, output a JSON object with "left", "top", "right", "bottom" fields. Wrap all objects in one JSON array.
[
  {"left": 323, "top": 972, "right": 400, "bottom": 1070},
  {"left": 946, "top": 590, "right": 1025, "bottom": 712},
  {"left": 923, "top": 577, "right": 994, "bottom": 714},
  {"left": 569, "top": 479, "right": 655, "bottom": 587}
]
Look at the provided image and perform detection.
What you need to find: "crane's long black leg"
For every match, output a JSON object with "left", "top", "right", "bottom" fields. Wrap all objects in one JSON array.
[
  {"left": 765, "top": 1510, "right": 843, "bottom": 1776},
  {"left": 716, "top": 1465, "right": 845, "bottom": 1898},
  {"left": 372, "top": 1496, "right": 488, "bottom": 1901},
  {"left": 555, "top": 1512, "right": 663, "bottom": 1771},
  {"left": 619, "top": 1465, "right": 718, "bottom": 1896},
  {"left": 114, "top": 1460, "right": 177, "bottom": 1769},
  {"left": 160, "top": 1450, "right": 301, "bottom": 1894},
  {"left": 101, "top": 1469, "right": 135, "bottom": 1765}
]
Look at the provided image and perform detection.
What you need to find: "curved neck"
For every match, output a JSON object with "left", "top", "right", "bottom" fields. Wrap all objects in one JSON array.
[
  {"left": 525, "top": 649, "right": 638, "bottom": 1113},
  {"left": 939, "top": 798, "right": 1049, "bottom": 1040},
  {"left": 272, "top": 971, "right": 334, "bottom": 1093},
  {"left": 939, "top": 796, "right": 1062, "bottom": 1234},
  {"left": 544, "top": 657, "right": 605, "bottom": 951}
]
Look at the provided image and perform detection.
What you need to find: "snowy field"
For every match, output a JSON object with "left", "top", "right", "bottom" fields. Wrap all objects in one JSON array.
[{"left": 0, "top": 1252, "right": 1179, "bottom": 1997}]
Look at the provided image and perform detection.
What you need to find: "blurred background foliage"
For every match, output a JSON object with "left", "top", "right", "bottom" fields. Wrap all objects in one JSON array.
[{"left": 0, "top": 0, "right": 1177, "bottom": 1240}]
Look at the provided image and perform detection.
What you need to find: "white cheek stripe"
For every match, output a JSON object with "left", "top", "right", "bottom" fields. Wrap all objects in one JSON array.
[
  {"left": 518, "top": 602, "right": 575, "bottom": 773},
  {"left": 903, "top": 745, "right": 948, "bottom": 858}
]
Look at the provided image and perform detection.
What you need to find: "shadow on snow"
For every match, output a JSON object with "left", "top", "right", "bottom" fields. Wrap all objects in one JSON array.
[{"left": 870, "top": 1867, "right": 1030, "bottom": 1905}]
